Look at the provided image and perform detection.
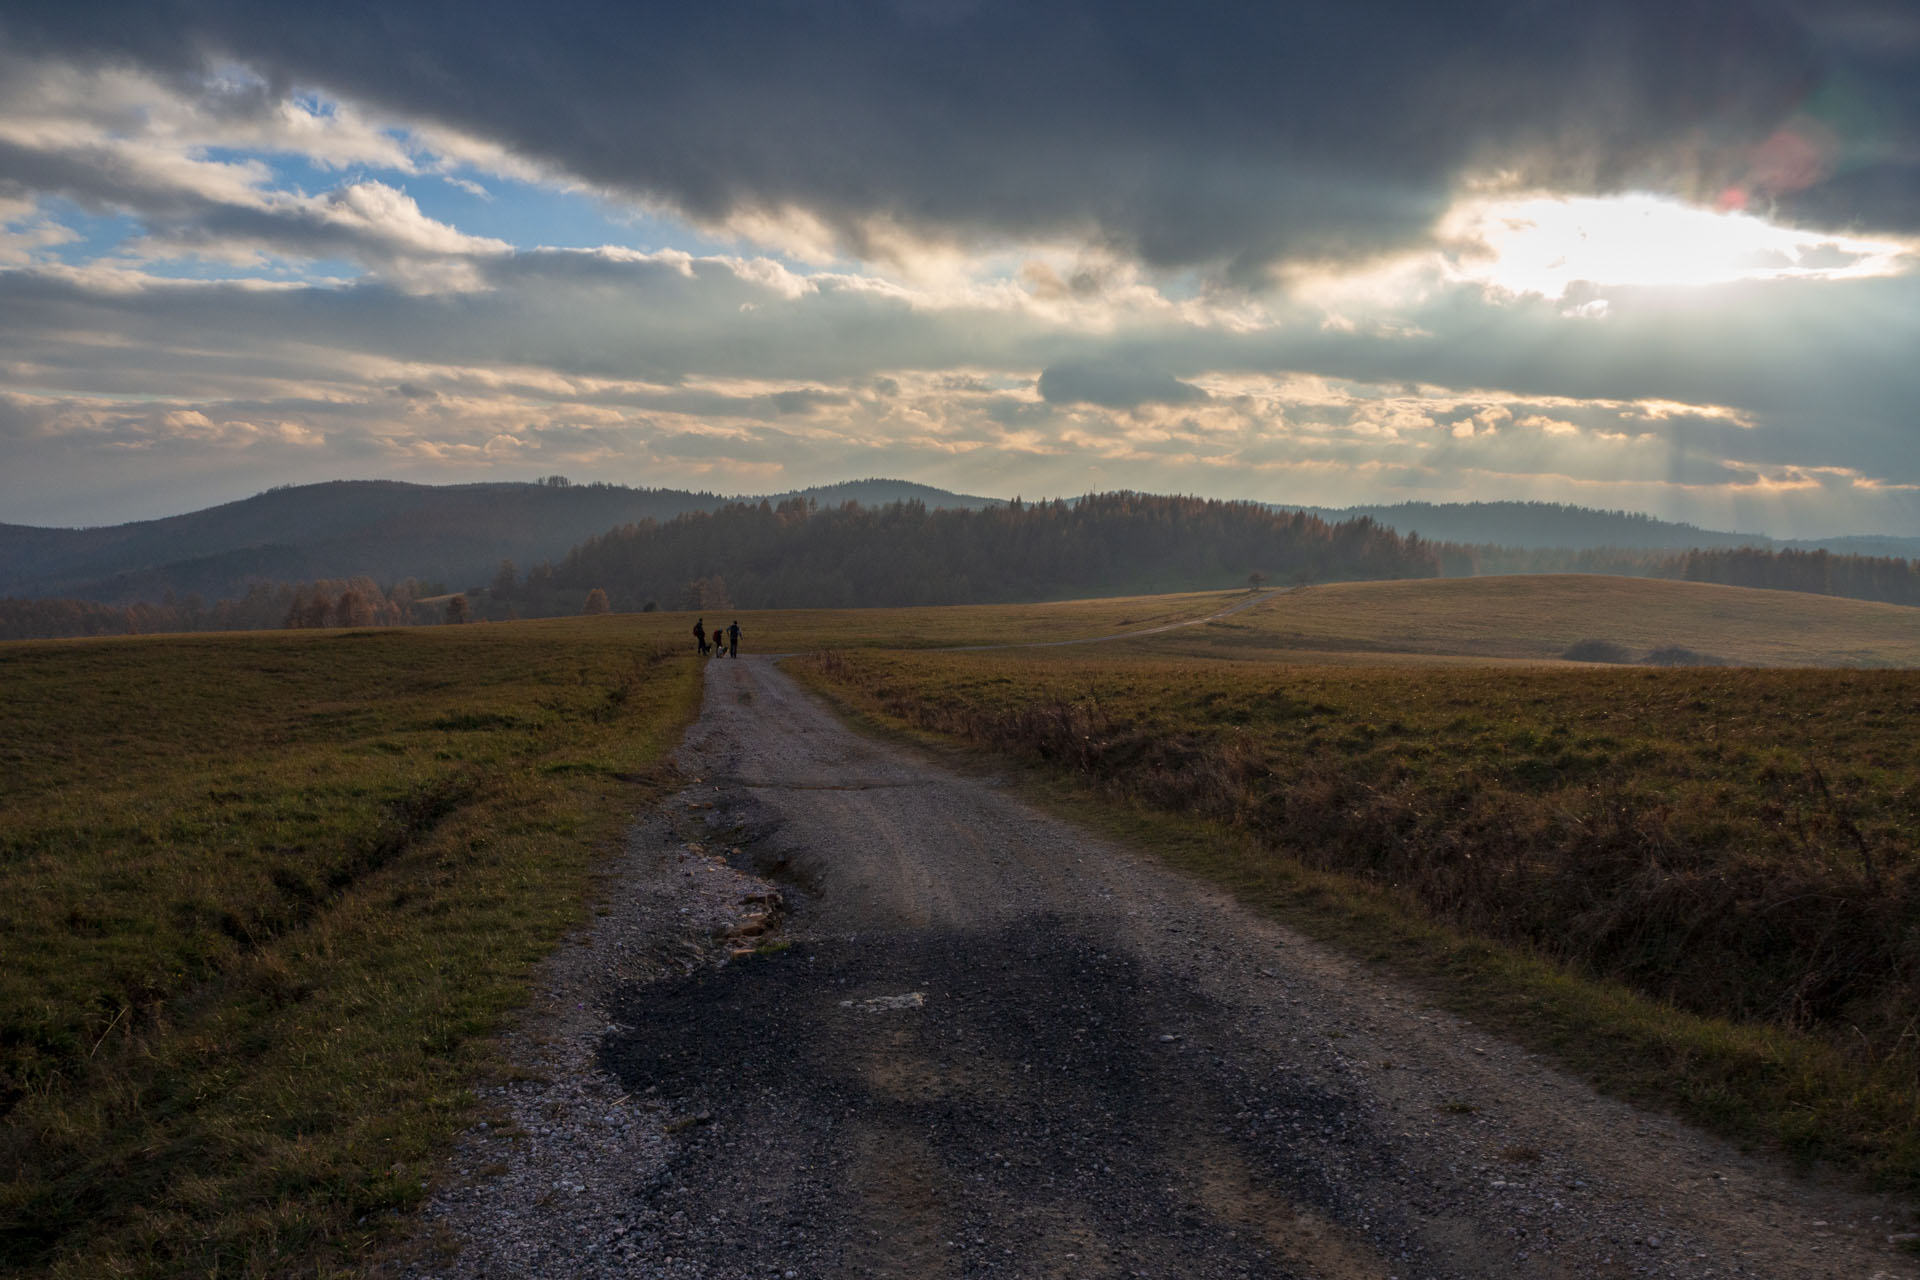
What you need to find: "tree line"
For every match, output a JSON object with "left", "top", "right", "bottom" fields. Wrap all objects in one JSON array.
[
  {"left": 518, "top": 493, "right": 1440, "bottom": 612},
  {"left": 0, "top": 577, "right": 458, "bottom": 641}
]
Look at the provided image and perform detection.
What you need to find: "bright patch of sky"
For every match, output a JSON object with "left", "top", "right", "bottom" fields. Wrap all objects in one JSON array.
[{"left": 1442, "top": 192, "right": 1916, "bottom": 298}]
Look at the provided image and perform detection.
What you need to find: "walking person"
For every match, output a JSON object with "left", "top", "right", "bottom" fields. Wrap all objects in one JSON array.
[
  {"left": 693, "top": 617, "right": 707, "bottom": 656},
  {"left": 727, "top": 620, "right": 741, "bottom": 658}
]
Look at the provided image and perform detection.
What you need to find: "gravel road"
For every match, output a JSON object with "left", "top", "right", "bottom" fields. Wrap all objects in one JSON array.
[{"left": 403, "top": 654, "right": 1918, "bottom": 1279}]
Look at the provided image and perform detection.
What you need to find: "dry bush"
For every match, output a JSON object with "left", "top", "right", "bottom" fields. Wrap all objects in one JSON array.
[{"left": 1643, "top": 645, "right": 1727, "bottom": 666}]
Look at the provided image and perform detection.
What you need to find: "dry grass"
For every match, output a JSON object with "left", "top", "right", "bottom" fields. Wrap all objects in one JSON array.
[
  {"left": 0, "top": 618, "right": 703, "bottom": 1277},
  {"left": 1169, "top": 575, "right": 1920, "bottom": 667},
  {"left": 611, "top": 589, "right": 1247, "bottom": 652}
]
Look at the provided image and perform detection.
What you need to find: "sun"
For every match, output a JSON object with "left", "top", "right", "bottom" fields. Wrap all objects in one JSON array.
[{"left": 1438, "top": 191, "right": 1914, "bottom": 298}]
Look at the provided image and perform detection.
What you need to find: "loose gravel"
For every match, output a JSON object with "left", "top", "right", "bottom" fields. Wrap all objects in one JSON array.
[{"left": 397, "top": 655, "right": 1918, "bottom": 1279}]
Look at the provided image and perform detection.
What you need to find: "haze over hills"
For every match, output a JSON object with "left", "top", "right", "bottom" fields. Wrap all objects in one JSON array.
[
  {"left": 0, "top": 478, "right": 999, "bottom": 604},
  {"left": 1286, "top": 500, "right": 1920, "bottom": 558}
]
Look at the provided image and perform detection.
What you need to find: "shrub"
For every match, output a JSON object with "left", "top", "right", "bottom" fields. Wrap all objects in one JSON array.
[{"left": 1562, "top": 638, "right": 1632, "bottom": 663}]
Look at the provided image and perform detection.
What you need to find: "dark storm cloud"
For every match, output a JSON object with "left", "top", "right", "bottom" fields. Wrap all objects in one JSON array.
[{"left": 6, "top": 0, "right": 1911, "bottom": 273}]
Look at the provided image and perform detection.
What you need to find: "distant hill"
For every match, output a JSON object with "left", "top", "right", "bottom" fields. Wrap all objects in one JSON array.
[
  {"left": 773, "top": 479, "right": 1001, "bottom": 511},
  {"left": 1282, "top": 501, "right": 1773, "bottom": 551},
  {"left": 1284, "top": 500, "right": 1920, "bottom": 558},
  {"left": 9, "top": 479, "right": 1917, "bottom": 633},
  {"left": 0, "top": 477, "right": 1000, "bottom": 603}
]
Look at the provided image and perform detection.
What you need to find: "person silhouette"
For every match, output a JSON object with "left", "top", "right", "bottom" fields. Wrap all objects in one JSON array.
[
  {"left": 727, "top": 620, "right": 741, "bottom": 657},
  {"left": 693, "top": 617, "right": 707, "bottom": 655}
]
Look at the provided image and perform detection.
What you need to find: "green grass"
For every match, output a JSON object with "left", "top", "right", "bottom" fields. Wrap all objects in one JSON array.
[
  {"left": 0, "top": 619, "right": 703, "bottom": 1277},
  {"left": 791, "top": 645, "right": 1920, "bottom": 1191}
]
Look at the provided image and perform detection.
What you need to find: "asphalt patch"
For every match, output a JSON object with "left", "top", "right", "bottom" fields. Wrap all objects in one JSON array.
[{"left": 601, "top": 916, "right": 1416, "bottom": 1277}]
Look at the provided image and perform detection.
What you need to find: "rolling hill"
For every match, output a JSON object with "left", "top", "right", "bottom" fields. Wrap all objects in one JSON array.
[
  {"left": 1196, "top": 574, "right": 1920, "bottom": 667},
  {"left": 0, "top": 478, "right": 1000, "bottom": 604}
]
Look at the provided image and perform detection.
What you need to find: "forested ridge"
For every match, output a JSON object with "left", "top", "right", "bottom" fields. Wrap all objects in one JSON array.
[
  {"left": 0, "top": 577, "right": 458, "bottom": 640},
  {"left": 521, "top": 493, "right": 1436, "bottom": 612}
]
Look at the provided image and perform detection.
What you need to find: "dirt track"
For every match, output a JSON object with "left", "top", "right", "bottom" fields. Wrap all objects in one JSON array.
[{"left": 410, "top": 653, "right": 1918, "bottom": 1279}]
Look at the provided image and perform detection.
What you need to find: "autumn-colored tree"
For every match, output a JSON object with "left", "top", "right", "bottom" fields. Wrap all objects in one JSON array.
[
  {"left": 334, "top": 589, "right": 376, "bottom": 627},
  {"left": 582, "top": 588, "right": 611, "bottom": 615},
  {"left": 281, "top": 585, "right": 332, "bottom": 629},
  {"left": 445, "top": 594, "right": 470, "bottom": 624},
  {"left": 680, "top": 575, "right": 732, "bottom": 610}
]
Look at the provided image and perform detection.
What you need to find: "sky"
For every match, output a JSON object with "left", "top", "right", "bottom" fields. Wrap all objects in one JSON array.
[{"left": 2, "top": 1, "right": 1919, "bottom": 536}]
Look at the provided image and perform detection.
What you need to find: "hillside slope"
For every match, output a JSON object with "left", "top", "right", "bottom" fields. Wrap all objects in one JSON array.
[{"left": 0, "top": 478, "right": 996, "bottom": 603}]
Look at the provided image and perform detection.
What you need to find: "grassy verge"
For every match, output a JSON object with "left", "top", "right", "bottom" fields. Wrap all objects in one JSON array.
[
  {"left": 788, "top": 648, "right": 1920, "bottom": 1193},
  {"left": 0, "top": 618, "right": 704, "bottom": 1277}
]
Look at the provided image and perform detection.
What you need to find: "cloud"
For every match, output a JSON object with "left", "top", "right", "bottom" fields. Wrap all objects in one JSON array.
[
  {"left": 0, "top": 236, "right": 1915, "bottom": 539},
  {"left": 0, "top": 54, "right": 512, "bottom": 281},
  {"left": 1038, "top": 358, "right": 1207, "bottom": 409},
  {"left": 5, "top": 0, "right": 1912, "bottom": 277},
  {"left": 133, "top": 180, "right": 511, "bottom": 284}
]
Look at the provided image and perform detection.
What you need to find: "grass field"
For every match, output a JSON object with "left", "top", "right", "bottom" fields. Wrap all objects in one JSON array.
[
  {"left": 789, "top": 581, "right": 1920, "bottom": 1191},
  {"left": 1190, "top": 575, "right": 1920, "bottom": 667},
  {"left": 0, "top": 619, "right": 708, "bottom": 1277},
  {"left": 659, "top": 575, "right": 1920, "bottom": 668},
  {"left": 658, "top": 588, "right": 1249, "bottom": 652}
]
